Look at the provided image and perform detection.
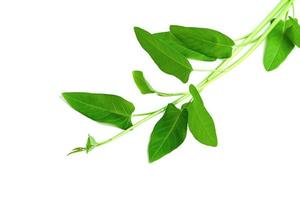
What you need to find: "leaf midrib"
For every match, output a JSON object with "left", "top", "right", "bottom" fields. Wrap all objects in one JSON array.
[
  {"left": 151, "top": 111, "right": 183, "bottom": 160},
  {"left": 191, "top": 103, "right": 215, "bottom": 144},
  {"left": 143, "top": 33, "right": 192, "bottom": 71},
  {"left": 175, "top": 29, "right": 232, "bottom": 48},
  {"left": 267, "top": 23, "right": 292, "bottom": 69},
  {"left": 66, "top": 95, "right": 131, "bottom": 118}
]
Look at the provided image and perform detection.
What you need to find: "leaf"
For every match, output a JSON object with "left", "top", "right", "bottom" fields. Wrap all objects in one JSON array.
[
  {"left": 67, "top": 147, "right": 86, "bottom": 156},
  {"left": 134, "top": 27, "right": 193, "bottom": 83},
  {"left": 263, "top": 20, "right": 295, "bottom": 71},
  {"left": 187, "top": 85, "right": 217, "bottom": 147},
  {"left": 62, "top": 92, "right": 135, "bottom": 129},
  {"left": 170, "top": 25, "right": 235, "bottom": 59},
  {"left": 153, "top": 32, "right": 216, "bottom": 61},
  {"left": 285, "top": 17, "right": 298, "bottom": 29},
  {"left": 286, "top": 18, "right": 300, "bottom": 48},
  {"left": 148, "top": 104, "right": 188, "bottom": 163},
  {"left": 86, "top": 135, "right": 97, "bottom": 153},
  {"left": 132, "top": 70, "right": 155, "bottom": 94}
]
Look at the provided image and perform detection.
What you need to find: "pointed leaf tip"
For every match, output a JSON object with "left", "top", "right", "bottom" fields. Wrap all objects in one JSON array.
[
  {"left": 263, "top": 20, "right": 295, "bottom": 71},
  {"left": 134, "top": 27, "right": 192, "bottom": 83},
  {"left": 86, "top": 135, "right": 97, "bottom": 153},
  {"left": 148, "top": 104, "right": 188, "bottom": 163},
  {"left": 170, "top": 25, "right": 234, "bottom": 59},
  {"left": 62, "top": 92, "right": 135, "bottom": 129},
  {"left": 188, "top": 85, "right": 218, "bottom": 147}
]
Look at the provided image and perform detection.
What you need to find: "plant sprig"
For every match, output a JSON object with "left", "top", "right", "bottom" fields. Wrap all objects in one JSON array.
[{"left": 62, "top": 0, "right": 298, "bottom": 163}]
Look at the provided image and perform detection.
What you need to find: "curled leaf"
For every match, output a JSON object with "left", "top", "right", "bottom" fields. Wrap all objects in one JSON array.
[
  {"left": 132, "top": 70, "right": 155, "bottom": 94},
  {"left": 67, "top": 147, "right": 86, "bottom": 156}
]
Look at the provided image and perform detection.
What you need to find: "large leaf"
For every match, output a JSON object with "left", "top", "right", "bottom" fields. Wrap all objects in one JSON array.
[
  {"left": 187, "top": 85, "right": 217, "bottom": 147},
  {"left": 286, "top": 18, "right": 300, "bottom": 48},
  {"left": 132, "top": 70, "right": 155, "bottom": 94},
  {"left": 170, "top": 25, "right": 234, "bottom": 59},
  {"left": 263, "top": 20, "right": 295, "bottom": 71},
  {"left": 62, "top": 92, "right": 135, "bottom": 129},
  {"left": 148, "top": 104, "right": 188, "bottom": 163},
  {"left": 134, "top": 27, "right": 193, "bottom": 83},
  {"left": 153, "top": 32, "right": 216, "bottom": 61}
]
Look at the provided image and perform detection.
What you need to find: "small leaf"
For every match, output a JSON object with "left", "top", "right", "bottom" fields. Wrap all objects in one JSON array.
[
  {"left": 67, "top": 147, "right": 86, "bottom": 156},
  {"left": 263, "top": 20, "right": 295, "bottom": 71},
  {"left": 187, "top": 85, "right": 217, "bottom": 147},
  {"left": 132, "top": 70, "right": 155, "bottom": 94},
  {"left": 286, "top": 18, "right": 300, "bottom": 48},
  {"left": 134, "top": 27, "right": 193, "bottom": 83},
  {"left": 63, "top": 92, "right": 135, "bottom": 129},
  {"left": 153, "top": 32, "right": 216, "bottom": 61},
  {"left": 170, "top": 25, "right": 235, "bottom": 59},
  {"left": 148, "top": 104, "right": 188, "bottom": 163},
  {"left": 86, "top": 135, "right": 97, "bottom": 153}
]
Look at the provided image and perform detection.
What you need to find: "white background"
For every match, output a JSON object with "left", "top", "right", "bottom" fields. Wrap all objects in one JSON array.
[{"left": 1, "top": 0, "right": 300, "bottom": 199}]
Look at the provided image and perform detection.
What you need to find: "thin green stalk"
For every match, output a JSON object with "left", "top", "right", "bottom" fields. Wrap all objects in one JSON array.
[
  {"left": 83, "top": 0, "right": 292, "bottom": 150},
  {"left": 96, "top": 109, "right": 165, "bottom": 147},
  {"left": 235, "top": 36, "right": 261, "bottom": 47},
  {"left": 155, "top": 91, "right": 186, "bottom": 97},
  {"left": 235, "top": 33, "right": 251, "bottom": 41},
  {"left": 197, "top": 2, "right": 293, "bottom": 91},
  {"left": 193, "top": 68, "right": 231, "bottom": 72},
  {"left": 206, "top": 1, "right": 292, "bottom": 83}
]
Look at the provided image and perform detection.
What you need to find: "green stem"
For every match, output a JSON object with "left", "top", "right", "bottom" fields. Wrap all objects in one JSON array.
[
  {"left": 155, "top": 91, "right": 187, "bottom": 97},
  {"left": 198, "top": 2, "right": 293, "bottom": 91},
  {"left": 215, "top": 1, "right": 292, "bottom": 78},
  {"left": 235, "top": 36, "right": 261, "bottom": 47},
  {"left": 73, "top": 0, "right": 293, "bottom": 153},
  {"left": 96, "top": 107, "right": 166, "bottom": 147},
  {"left": 193, "top": 68, "right": 231, "bottom": 72}
]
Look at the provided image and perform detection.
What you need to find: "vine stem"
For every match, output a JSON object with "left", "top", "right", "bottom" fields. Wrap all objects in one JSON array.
[{"left": 77, "top": 0, "right": 294, "bottom": 151}]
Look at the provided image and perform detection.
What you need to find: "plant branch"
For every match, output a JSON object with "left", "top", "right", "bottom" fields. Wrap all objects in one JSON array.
[{"left": 70, "top": 0, "right": 294, "bottom": 154}]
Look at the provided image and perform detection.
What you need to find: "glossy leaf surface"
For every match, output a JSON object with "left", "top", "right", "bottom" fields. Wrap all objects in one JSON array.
[
  {"left": 153, "top": 32, "right": 216, "bottom": 61},
  {"left": 148, "top": 104, "right": 188, "bottom": 163},
  {"left": 264, "top": 20, "right": 295, "bottom": 71},
  {"left": 63, "top": 92, "right": 135, "bottom": 129},
  {"left": 134, "top": 27, "right": 193, "bottom": 83},
  {"left": 187, "top": 85, "right": 218, "bottom": 147},
  {"left": 170, "top": 25, "right": 234, "bottom": 58},
  {"left": 286, "top": 18, "right": 300, "bottom": 48}
]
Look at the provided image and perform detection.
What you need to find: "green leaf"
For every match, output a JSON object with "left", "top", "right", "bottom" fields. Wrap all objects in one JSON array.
[
  {"left": 286, "top": 18, "right": 300, "bottom": 48},
  {"left": 170, "top": 25, "right": 234, "bottom": 59},
  {"left": 153, "top": 32, "right": 216, "bottom": 61},
  {"left": 132, "top": 70, "right": 155, "bottom": 94},
  {"left": 67, "top": 147, "right": 86, "bottom": 156},
  {"left": 134, "top": 27, "right": 193, "bottom": 83},
  {"left": 86, "top": 135, "right": 97, "bottom": 153},
  {"left": 148, "top": 104, "right": 188, "bottom": 163},
  {"left": 263, "top": 20, "right": 295, "bottom": 71},
  {"left": 187, "top": 85, "right": 217, "bottom": 147},
  {"left": 285, "top": 17, "right": 298, "bottom": 29},
  {"left": 62, "top": 92, "right": 135, "bottom": 129}
]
